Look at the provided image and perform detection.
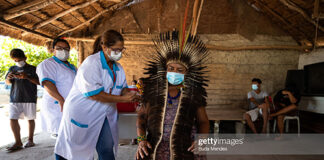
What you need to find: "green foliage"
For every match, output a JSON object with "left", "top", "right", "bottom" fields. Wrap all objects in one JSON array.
[{"left": 0, "top": 36, "right": 78, "bottom": 81}]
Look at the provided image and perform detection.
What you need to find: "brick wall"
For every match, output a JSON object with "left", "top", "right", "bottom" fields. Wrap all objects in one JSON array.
[{"left": 80, "top": 34, "right": 300, "bottom": 110}]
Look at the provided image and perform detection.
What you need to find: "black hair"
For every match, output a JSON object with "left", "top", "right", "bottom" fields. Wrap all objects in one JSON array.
[
  {"left": 252, "top": 78, "right": 262, "bottom": 84},
  {"left": 52, "top": 38, "right": 70, "bottom": 49},
  {"left": 10, "top": 48, "right": 26, "bottom": 59},
  {"left": 92, "top": 30, "right": 124, "bottom": 54}
]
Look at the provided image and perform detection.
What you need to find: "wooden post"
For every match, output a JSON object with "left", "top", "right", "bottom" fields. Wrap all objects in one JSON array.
[
  {"left": 77, "top": 41, "right": 85, "bottom": 65},
  {"left": 313, "top": 0, "right": 320, "bottom": 19}
]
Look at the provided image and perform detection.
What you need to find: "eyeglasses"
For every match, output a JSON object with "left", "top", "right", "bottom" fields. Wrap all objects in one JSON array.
[
  {"left": 55, "top": 47, "right": 70, "bottom": 51},
  {"left": 109, "top": 47, "right": 126, "bottom": 52}
]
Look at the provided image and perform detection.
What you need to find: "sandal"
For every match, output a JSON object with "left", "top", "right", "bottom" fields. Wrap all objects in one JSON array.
[
  {"left": 24, "top": 141, "right": 35, "bottom": 148},
  {"left": 6, "top": 145, "right": 23, "bottom": 153}
]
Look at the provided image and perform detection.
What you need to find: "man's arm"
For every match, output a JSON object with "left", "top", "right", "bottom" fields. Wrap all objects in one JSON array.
[
  {"left": 27, "top": 76, "right": 40, "bottom": 85},
  {"left": 249, "top": 97, "right": 259, "bottom": 106},
  {"left": 197, "top": 107, "right": 210, "bottom": 134},
  {"left": 135, "top": 104, "right": 152, "bottom": 159},
  {"left": 136, "top": 105, "right": 147, "bottom": 136},
  {"left": 15, "top": 72, "right": 39, "bottom": 85},
  {"left": 188, "top": 107, "right": 210, "bottom": 152},
  {"left": 5, "top": 72, "right": 14, "bottom": 85},
  {"left": 283, "top": 90, "right": 298, "bottom": 104}
]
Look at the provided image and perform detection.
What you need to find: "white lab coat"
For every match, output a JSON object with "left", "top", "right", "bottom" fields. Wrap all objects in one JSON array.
[
  {"left": 36, "top": 56, "right": 76, "bottom": 134},
  {"left": 54, "top": 51, "right": 128, "bottom": 160}
]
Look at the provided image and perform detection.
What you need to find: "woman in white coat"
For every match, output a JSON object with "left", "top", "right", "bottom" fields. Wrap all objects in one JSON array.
[
  {"left": 54, "top": 30, "right": 138, "bottom": 160},
  {"left": 36, "top": 38, "right": 76, "bottom": 138}
]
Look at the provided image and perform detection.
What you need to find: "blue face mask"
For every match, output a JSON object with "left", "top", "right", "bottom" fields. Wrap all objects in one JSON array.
[
  {"left": 252, "top": 84, "right": 258, "bottom": 90},
  {"left": 167, "top": 72, "right": 184, "bottom": 85}
]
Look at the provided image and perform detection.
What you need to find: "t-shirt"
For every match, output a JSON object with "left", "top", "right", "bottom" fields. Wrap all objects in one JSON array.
[
  {"left": 5, "top": 64, "right": 38, "bottom": 103},
  {"left": 247, "top": 90, "right": 268, "bottom": 110}
]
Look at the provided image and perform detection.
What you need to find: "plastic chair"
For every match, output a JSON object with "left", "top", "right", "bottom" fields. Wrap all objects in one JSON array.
[{"left": 273, "top": 115, "right": 300, "bottom": 135}]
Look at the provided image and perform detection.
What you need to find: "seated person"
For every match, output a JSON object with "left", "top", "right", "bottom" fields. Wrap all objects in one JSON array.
[
  {"left": 270, "top": 87, "right": 301, "bottom": 134},
  {"left": 244, "top": 78, "right": 270, "bottom": 133},
  {"left": 129, "top": 80, "right": 138, "bottom": 89}
]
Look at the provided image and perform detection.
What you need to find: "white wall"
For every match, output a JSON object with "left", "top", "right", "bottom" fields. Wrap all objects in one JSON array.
[{"left": 298, "top": 48, "right": 324, "bottom": 69}]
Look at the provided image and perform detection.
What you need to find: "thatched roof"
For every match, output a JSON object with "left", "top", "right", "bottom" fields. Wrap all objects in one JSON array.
[
  {"left": 0, "top": 0, "right": 323, "bottom": 48},
  {"left": 247, "top": 0, "right": 324, "bottom": 47}
]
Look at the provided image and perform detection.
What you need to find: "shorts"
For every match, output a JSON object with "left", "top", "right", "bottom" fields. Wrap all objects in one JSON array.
[
  {"left": 245, "top": 107, "right": 269, "bottom": 122},
  {"left": 9, "top": 103, "right": 36, "bottom": 120}
]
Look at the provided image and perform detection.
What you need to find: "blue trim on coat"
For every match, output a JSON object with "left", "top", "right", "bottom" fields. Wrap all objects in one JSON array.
[
  {"left": 52, "top": 56, "right": 76, "bottom": 73},
  {"left": 83, "top": 87, "right": 104, "bottom": 97},
  {"left": 116, "top": 85, "right": 123, "bottom": 89},
  {"left": 71, "top": 119, "right": 88, "bottom": 128},
  {"left": 40, "top": 78, "right": 56, "bottom": 86},
  {"left": 100, "top": 51, "right": 120, "bottom": 90}
]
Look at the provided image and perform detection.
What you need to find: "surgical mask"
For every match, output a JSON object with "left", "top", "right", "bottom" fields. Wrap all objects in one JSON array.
[
  {"left": 16, "top": 61, "right": 26, "bottom": 67},
  {"left": 56, "top": 50, "right": 70, "bottom": 61},
  {"left": 108, "top": 50, "right": 122, "bottom": 61},
  {"left": 252, "top": 84, "right": 258, "bottom": 90},
  {"left": 167, "top": 72, "right": 184, "bottom": 85}
]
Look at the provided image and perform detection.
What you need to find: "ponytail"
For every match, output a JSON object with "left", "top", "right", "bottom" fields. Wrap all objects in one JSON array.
[
  {"left": 92, "top": 36, "right": 102, "bottom": 55},
  {"left": 92, "top": 30, "right": 124, "bottom": 55}
]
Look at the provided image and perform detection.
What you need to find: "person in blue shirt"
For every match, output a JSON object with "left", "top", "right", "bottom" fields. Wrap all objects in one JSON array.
[{"left": 5, "top": 48, "right": 39, "bottom": 152}]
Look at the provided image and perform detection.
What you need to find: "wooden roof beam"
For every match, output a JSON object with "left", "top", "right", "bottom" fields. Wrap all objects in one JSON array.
[
  {"left": 64, "top": 37, "right": 312, "bottom": 51},
  {"left": 252, "top": 0, "right": 310, "bottom": 42},
  {"left": 0, "top": 18, "right": 54, "bottom": 40},
  {"left": 58, "top": 0, "right": 133, "bottom": 37},
  {"left": 55, "top": 1, "right": 88, "bottom": 24},
  {"left": 312, "top": 0, "right": 320, "bottom": 19},
  {"left": 279, "top": 0, "right": 324, "bottom": 32},
  {"left": 33, "top": 0, "right": 98, "bottom": 30},
  {"left": 1, "top": 0, "right": 69, "bottom": 35},
  {"left": 3, "top": 0, "right": 58, "bottom": 20}
]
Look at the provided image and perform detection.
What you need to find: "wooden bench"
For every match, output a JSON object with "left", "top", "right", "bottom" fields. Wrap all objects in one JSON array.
[
  {"left": 206, "top": 108, "right": 247, "bottom": 121},
  {"left": 206, "top": 108, "right": 247, "bottom": 133}
]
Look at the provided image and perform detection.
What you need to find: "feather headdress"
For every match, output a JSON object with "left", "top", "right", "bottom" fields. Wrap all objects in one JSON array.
[
  {"left": 143, "top": 30, "right": 209, "bottom": 106},
  {"left": 140, "top": 1, "right": 209, "bottom": 159}
]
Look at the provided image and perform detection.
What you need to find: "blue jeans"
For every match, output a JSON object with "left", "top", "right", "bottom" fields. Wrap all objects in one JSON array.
[{"left": 55, "top": 118, "right": 115, "bottom": 160}]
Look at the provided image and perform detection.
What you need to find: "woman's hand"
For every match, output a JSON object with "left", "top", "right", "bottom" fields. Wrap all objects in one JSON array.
[
  {"left": 121, "top": 91, "right": 139, "bottom": 103},
  {"left": 136, "top": 140, "right": 152, "bottom": 159},
  {"left": 188, "top": 141, "right": 196, "bottom": 152},
  {"left": 59, "top": 99, "right": 65, "bottom": 112}
]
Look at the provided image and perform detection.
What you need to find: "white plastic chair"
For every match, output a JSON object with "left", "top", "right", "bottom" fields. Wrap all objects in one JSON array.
[{"left": 273, "top": 115, "right": 300, "bottom": 135}]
